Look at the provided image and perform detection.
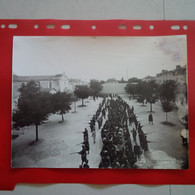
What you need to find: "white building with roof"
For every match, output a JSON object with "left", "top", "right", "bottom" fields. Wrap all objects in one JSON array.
[
  {"left": 155, "top": 65, "right": 187, "bottom": 85},
  {"left": 12, "top": 72, "right": 72, "bottom": 109}
]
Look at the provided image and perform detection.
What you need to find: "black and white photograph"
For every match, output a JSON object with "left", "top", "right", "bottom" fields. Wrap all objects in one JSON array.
[{"left": 11, "top": 35, "right": 188, "bottom": 169}]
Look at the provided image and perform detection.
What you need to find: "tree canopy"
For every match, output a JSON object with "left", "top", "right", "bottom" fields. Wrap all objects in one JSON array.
[
  {"left": 52, "top": 91, "right": 72, "bottom": 122},
  {"left": 136, "top": 81, "right": 148, "bottom": 104},
  {"left": 12, "top": 80, "right": 52, "bottom": 141},
  {"left": 159, "top": 80, "right": 177, "bottom": 122},
  {"left": 145, "top": 80, "right": 159, "bottom": 112},
  {"left": 127, "top": 77, "right": 141, "bottom": 83},
  {"left": 74, "top": 85, "right": 90, "bottom": 106},
  {"left": 89, "top": 79, "right": 103, "bottom": 99},
  {"left": 125, "top": 83, "right": 137, "bottom": 99}
]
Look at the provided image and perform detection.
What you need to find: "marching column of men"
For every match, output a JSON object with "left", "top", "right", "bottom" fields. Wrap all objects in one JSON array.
[
  {"left": 72, "top": 94, "right": 149, "bottom": 168},
  {"left": 99, "top": 95, "right": 149, "bottom": 168},
  {"left": 79, "top": 128, "right": 90, "bottom": 168},
  {"left": 70, "top": 128, "right": 90, "bottom": 168}
]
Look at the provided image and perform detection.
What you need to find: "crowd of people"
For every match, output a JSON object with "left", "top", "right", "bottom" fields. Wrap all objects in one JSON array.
[
  {"left": 98, "top": 95, "right": 149, "bottom": 168},
  {"left": 74, "top": 94, "right": 149, "bottom": 168}
]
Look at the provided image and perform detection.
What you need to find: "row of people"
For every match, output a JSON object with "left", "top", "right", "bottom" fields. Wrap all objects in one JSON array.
[
  {"left": 99, "top": 96, "right": 149, "bottom": 168},
  {"left": 99, "top": 97, "right": 137, "bottom": 168},
  {"left": 78, "top": 128, "right": 90, "bottom": 168}
]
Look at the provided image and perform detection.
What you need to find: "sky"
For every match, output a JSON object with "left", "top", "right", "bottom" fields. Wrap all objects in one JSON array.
[{"left": 12, "top": 35, "right": 187, "bottom": 82}]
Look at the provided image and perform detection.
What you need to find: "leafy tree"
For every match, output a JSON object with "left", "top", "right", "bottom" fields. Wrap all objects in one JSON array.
[
  {"left": 125, "top": 83, "right": 137, "bottom": 99},
  {"left": 107, "top": 78, "right": 117, "bottom": 83},
  {"left": 159, "top": 80, "right": 177, "bottom": 122},
  {"left": 74, "top": 85, "right": 90, "bottom": 106},
  {"left": 52, "top": 91, "right": 71, "bottom": 122},
  {"left": 89, "top": 79, "right": 103, "bottom": 99},
  {"left": 128, "top": 77, "right": 141, "bottom": 83},
  {"left": 12, "top": 80, "right": 52, "bottom": 141},
  {"left": 145, "top": 80, "right": 159, "bottom": 112},
  {"left": 136, "top": 81, "right": 148, "bottom": 105}
]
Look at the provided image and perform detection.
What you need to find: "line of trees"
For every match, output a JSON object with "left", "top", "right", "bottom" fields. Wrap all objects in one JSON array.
[
  {"left": 125, "top": 80, "right": 159, "bottom": 112},
  {"left": 74, "top": 79, "right": 103, "bottom": 106},
  {"left": 12, "top": 81, "right": 72, "bottom": 141},
  {"left": 12, "top": 79, "right": 103, "bottom": 141},
  {"left": 125, "top": 79, "right": 183, "bottom": 123},
  {"left": 12, "top": 77, "right": 184, "bottom": 141}
]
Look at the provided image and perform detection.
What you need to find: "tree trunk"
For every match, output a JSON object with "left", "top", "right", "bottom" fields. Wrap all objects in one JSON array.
[
  {"left": 36, "top": 124, "right": 38, "bottom": 141},
  {"left": 82, "top": 99, "right": 84, "bottom": 106},
  {"left": 166, "top": 112, "right": 168, "bottom": 122},
  {"left": 74, "top": 101, "right": 76, "bottom": 112},
  {"left": 150, "top": 103, "right": 152, "bottom": 112},
  {"left": 61, "top": 114, "right": 64, "bottom": 122}
]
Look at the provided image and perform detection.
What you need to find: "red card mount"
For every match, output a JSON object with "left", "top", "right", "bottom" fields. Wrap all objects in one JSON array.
[{"left": 0, "top": 20, "right": 195, "bottom": 190}]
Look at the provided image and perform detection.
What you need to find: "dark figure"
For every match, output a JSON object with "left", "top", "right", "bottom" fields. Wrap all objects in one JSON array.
[
  {"left": 131, "top": 128, "right": 137, "bottom": 142},
  {"left": 142, "top": 135, "right": 149, "bottom": 152},
  {"left": 83, "top": 128, "right": 89, "bottom": 140},
  {"left": 83, "top": 139, "right": 90, "bottom": 154},
  {"left": 148, "top": 113, "right": 153, "bottom": 124},
  {"left": 92, "top": 130, "right": 96, "bottom": 144},
  {"left": 99, "top": 157, "right": 110, "bottom": 168},
  {"left": 83, "top": 160, "right": 90, "bottom": 168},
  {"left": 79, "top": 145, "right": 87, "bottom": 165},
  {"left": 181, "top": 136, "right": 188, "bottom": 146},
  {"left": 97, "top": 117, "right": 103, "bottom": 129},
  {"left": 134, "top": 144, "right": 141, "bottom": 161}
]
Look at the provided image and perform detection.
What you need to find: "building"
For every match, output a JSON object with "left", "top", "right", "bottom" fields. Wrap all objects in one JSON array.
[
  {"left": 69, "top": 78, "right": 89, "bottom": 91},
  {"left": 101, "top": 79, "right": 127, "bottom": 96},
  {"left": 142, "top": 75, "right": 155, "bottom": 82},
  {"left": 12, "top": 73, "right": 71, "bottom": 109},
  {"left": 155, "top": 65, "right": 187, "bottom": 85}
]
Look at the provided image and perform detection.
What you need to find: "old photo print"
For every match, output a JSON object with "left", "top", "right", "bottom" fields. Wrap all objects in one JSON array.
[{"left": 12, "top": 36, "right": 188, "bottom": 169}]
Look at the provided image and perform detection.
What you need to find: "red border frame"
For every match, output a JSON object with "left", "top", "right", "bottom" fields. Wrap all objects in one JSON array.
[{"left": 0, "top": 20, "right": 195, "bottom": 190}]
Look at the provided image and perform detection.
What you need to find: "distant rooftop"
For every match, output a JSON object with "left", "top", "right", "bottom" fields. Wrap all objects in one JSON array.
[{"left": 13, "top": 73, "right": 68, "bottom": 82}]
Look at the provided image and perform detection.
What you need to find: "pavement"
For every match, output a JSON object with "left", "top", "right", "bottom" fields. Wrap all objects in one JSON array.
[{"left": 126, "top": 97, "right": 188, "bottom": 168}]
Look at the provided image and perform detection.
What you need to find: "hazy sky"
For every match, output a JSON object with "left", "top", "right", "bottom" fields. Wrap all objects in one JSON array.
[{"left": 13, "top": 35, "right": 187, "bottom": 82}]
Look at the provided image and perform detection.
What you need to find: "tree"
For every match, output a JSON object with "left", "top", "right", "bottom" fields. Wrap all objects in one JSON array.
[
  {"left": 127, "top": 77, "right": 141, "bottom": 83},
  {"left": 145, "top": 80, "right": 159, "bottom": 112},
  {"left": 125, "top": 83, "right": 137, "bottom": 99},
  {"left": 74, "top": 85, "right": 90, "bottom": 106},
  {"left": 12, "top": 80, "right": 52, "bottom": 141},
  {"left": 159, "top": 80, "right": 177, "bottom": 122},
  {"left": 136, "top": 81, "right": 148, "bottom": 105},
  {"left": 52, "top": 91, "right": 72, "bottom": 122},
  {"left": 89, "top": 79, "right": 103, "bottom": 100}
]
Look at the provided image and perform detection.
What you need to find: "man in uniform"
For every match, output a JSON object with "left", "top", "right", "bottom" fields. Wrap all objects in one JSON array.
[
  {"left": 134, "top": 143, "right": 141, "bottom": 161},
  {"left": 92, "top": 130, "right": 96, "bottom": 144},
  {"left": 83, "top": 128, "right": 88, "bottom": 140},
  {"left": 79, "top": 145, "right": 87, "bottom": 166}
]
